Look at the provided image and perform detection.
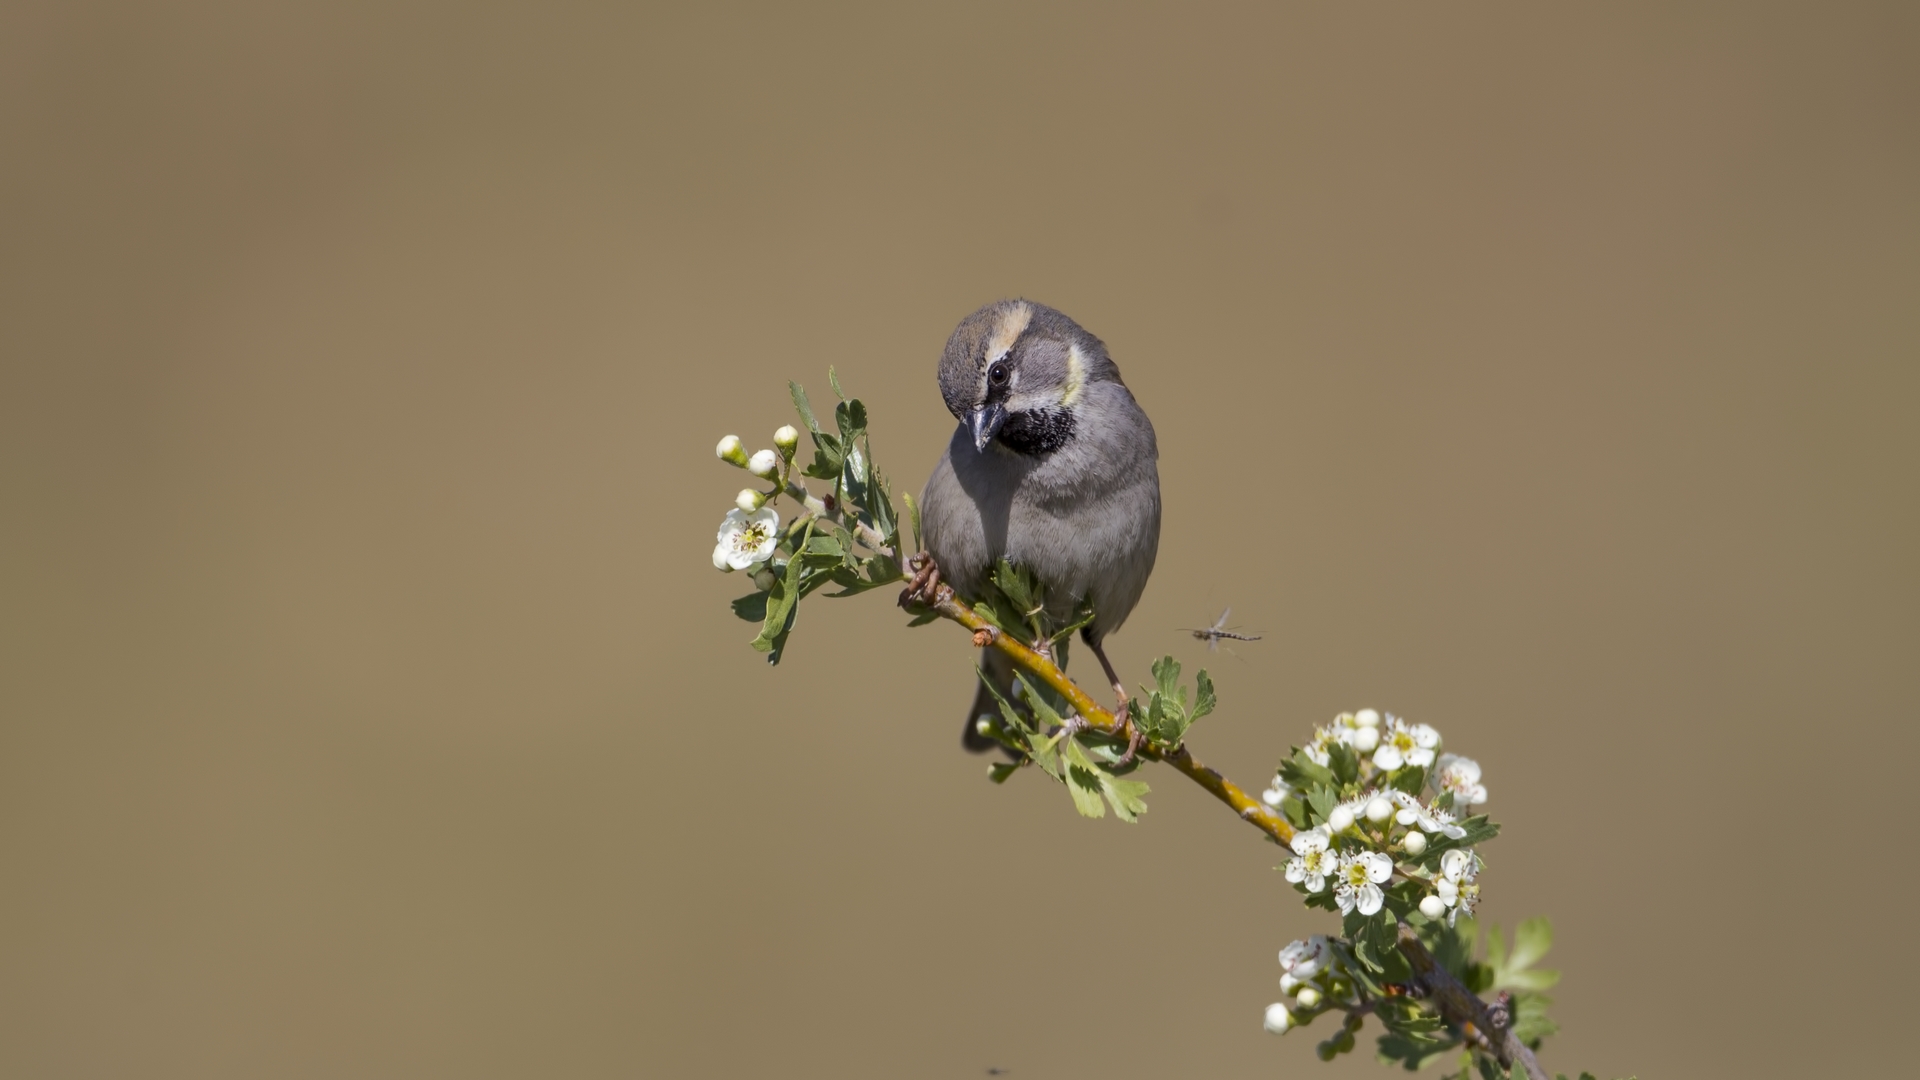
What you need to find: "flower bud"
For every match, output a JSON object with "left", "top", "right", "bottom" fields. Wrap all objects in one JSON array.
[
  {"left": 1294, "top": 986, "right": 1321, "bottom": 1008},
  {"left": 1263, "top": 1003, "right": 1293, "bottom": 1035},
  {"left": 1365, "top": 796, "right": 1394, "bottom": 823},
  {"left": 735, "top": 488, "right": 767, "bottom": 512},
  {"left": 1261, "top": 784, "right": 1285, "bottom": 807},
  {"left": 1349, "top": 726, "right": 1379, "bottom": 753},
  {"left": 1354, "top": 708, "right": 1381, "bottom": 728},
  {"left": 747, "top": 449, "right": 780, "bottom": 477},
  {"left": 1419, "top": 894, "right": 1447, "bottom": 920},
  {"left": 773, "top": 425, "right": 800, "bottom": 458},
  {"left": 1316, "top": 1040, "right": 1338, "bottom": 1061},
  {"left": 716, "top": 434, "right": 749, "bottom": 467},
  {"left": 1327, "top": 805, "right": 1354, "bottom": 833},
  {"left": 1402, "top": 830, "right": 1427, "bottom": 855}
]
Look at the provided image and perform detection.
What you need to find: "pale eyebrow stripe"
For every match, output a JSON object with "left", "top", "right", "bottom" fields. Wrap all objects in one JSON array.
[
  {"left": 984, "top": 301, "right": 1034, "bottom": 364},
  {"left": 1061, "top": 341, "right": 1088, "bottom": 407}
]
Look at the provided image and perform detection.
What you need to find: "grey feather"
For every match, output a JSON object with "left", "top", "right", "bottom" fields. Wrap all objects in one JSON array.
[{"left": 920, "top": 300, "right": 1162, "bottom": 752}]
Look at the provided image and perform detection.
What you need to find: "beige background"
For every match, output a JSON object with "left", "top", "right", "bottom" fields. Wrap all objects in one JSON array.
[{"left": 4, "top": 3, "right": 1915, "bottom": 1077}]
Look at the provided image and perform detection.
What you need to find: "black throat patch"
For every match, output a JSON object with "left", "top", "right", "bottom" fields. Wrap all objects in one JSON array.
[{"left": 998, "top": 406, "right": 1076, "bottom": 456}]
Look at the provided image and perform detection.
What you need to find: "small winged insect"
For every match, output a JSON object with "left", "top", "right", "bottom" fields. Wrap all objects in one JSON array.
[{"left": 1180, "top": 606, "right": 1262, "bottom": 656}]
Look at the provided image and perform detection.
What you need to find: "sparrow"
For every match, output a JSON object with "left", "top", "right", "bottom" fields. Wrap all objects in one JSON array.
[{"left": 914, "top": 299, "right": 1162, "bottom": 752}]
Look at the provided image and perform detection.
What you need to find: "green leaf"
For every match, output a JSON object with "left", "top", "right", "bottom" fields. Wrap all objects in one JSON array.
[
  {"left": 1306, "top": 784, "right": 1338, "bottom": 827},
  {"left": 987, "top": 762, "right": 1020, "bottom": 785},
  {"left": 1509, "top": 917, "right": 1553, "bottom": 973},
  {"left": 1061, "top": 740, "right": 1108, "bottom": 819},
  {"left": 1327, "top": 740, "right": 1361, "bottom": 785},
  {"left": 862, "top": 468, "right": 897, "bottom": 547},
  {"left": 788, "top": 380, "right": 822, "bottom": 434},
  {"left": 1150, "top": 655, "right": 1182, "bottom": 700},
  {"left": 828, "top": 365, "right": 846, "bottom": 400},
  {"left": 1490, "top": 918, "right": 1560, "bottom": 992},
  {"left": 1377, "top": 1030, "right": 1460, "bottom": 1071},
  {"left": 1509, "top": 989, "right": 1559, "bottom": 1046},
  {"left": 1191, "top": 669, "right": 1216, "bottom": 721},
  {"left": 902, "top": 490, "right": 922, "bottom": 552},
  {"left": 730, "top": 591, "right": 768, "bottom": 622},
  {"left": 802, "top": 534, "right": 845, "bottom": 560},
  {"left": 991, "top": 559, "right": 1041, "bottom": 618},
  {"left": 1281, "top": 750, "right": 1336, "bottom": 792},
  {"left": 1099, "top": 774, "right": 1151, "bottom": 822},
  {"left": 1389, "top": 766, "right": 1427, "bottom": 797}
]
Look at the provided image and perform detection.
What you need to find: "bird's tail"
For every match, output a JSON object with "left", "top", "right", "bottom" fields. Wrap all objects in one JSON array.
[{"left": 961, "top": 647, "right": 1019, "bottom": 753}]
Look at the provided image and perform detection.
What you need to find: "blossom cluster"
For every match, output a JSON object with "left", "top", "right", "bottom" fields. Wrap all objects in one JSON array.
[
  {"left": 1261, "top": 709, "right": 1496, "bottom": 1039},
  {"left": 710, "top": 427, "right": 800, "bottom": 573},
  {"left": 1264, "top": 935, "right": 1352, "bottom": 1033}
]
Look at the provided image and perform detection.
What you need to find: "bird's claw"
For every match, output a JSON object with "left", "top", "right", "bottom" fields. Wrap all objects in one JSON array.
[
  {"left": 899, "top": 552, "right": 949, "bottom": 608},
  {"left": 1108, "top": 699, "right": 1145, "bottom": 768}
]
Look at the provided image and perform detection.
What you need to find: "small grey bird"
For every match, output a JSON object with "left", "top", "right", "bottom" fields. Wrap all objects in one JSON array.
[{"left": 917, "top": 299, "right": 1161, "bottom": 752}]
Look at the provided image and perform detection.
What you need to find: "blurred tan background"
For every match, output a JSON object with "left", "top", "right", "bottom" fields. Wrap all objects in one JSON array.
[{"left": 3, "top": 2, "right": 1915, "bottom": 1077}]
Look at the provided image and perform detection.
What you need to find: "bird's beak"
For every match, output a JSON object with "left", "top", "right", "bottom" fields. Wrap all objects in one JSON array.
[{"left": 968, "top": 402, "right": 1007, "bottom": 452}]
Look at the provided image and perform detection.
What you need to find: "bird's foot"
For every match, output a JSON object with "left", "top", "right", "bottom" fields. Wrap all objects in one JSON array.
[
  {"left": 1107, "top": 697, "right": 1145, "bottom": 769},
  {"left": 899, "top": 552, "right": 950, "bottom": 608}
]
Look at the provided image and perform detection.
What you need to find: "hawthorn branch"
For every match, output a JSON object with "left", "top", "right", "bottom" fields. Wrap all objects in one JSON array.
[
  {"left": 907, "top": 579, "right": 1294, "bottom": 847},
  {"left": 908, "top": 578, "right": 1549, "bottom": 1080},
  {"left": 1397, "top": 925, "right": 1549, "bottom": 1080}
]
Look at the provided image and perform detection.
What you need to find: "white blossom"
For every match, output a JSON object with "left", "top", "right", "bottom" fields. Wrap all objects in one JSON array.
[
  {"left": 1434, "top": 753, "right": 1488, "bottom": 807},
  {"left": 1388, "top": 791, "right": 1468, "bottom": 840},
  {"left": 1373, "top": 715, "right": 1440, "bottom": 771},
  {"left": 1326, "top": 804, "right": 1355, "bottom": 834},
  {"left": 1262, "top": 775, "right": 1294, "bottom": 807},
  {"left": 1303, "top": 725, "right": 1338, "bottom": 767},
  {"left": 1433, "top": 849, "right": 1482, "bottom": 926},
  {"left": 713, "top": 505, "right": 779, "bottom": 571},
  {"left": 1334, "top": 850, "right": 1394, "bottom": 917},
  {"left": 1278, "top": 935, "right": 1335, "bottom": 980},
  {"left": 1284, "top": 830, "right": 1338, "bottom": 893}
]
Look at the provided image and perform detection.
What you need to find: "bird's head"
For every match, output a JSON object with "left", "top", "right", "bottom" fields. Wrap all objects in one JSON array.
[{"left": 936, "top": 299, "right": 1121, "bottom": 455}]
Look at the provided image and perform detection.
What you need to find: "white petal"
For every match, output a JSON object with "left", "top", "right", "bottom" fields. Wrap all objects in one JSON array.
[
  {"left": 1365, "top": 796, "right": 1394, "bottom": 823},
  {"left": 1285, "top": 860, "right": 1306, "bottom": 884},
  {"left": 1356, "top": 884, "right": 1383, "bottom": 916},
  {"left": 1411, "top": 723, "right": 1440, "bottom": 748},
  {"left": 1441, "top": 849, "right": 1471, "bottom": 881},
  {"left": 1355, "top": 708, "right": 1381, "bottom": 728},
  {"left": 713, "top": 543, "right": 734, "bottom": 570},
  {"left": 1350, "top": 727, "right": 1379, "bottom": 752},
  {"left": 1407, "top": 748, "right": 1436, "bottom": 768},
  {"left": 1363, "top": 852, "right": 1394, "bottom": 882},
  {"left": 1372, "top": 745, "right": 1404, "bottom": 771},
  {"left": 1327, "top": 806, "right": 1354, "bottom": 833}
]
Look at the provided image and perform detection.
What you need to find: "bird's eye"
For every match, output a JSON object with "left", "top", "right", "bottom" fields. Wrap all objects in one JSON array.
[{"left": 988, "top": 361, "right": 1010, "bottom": 386}]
